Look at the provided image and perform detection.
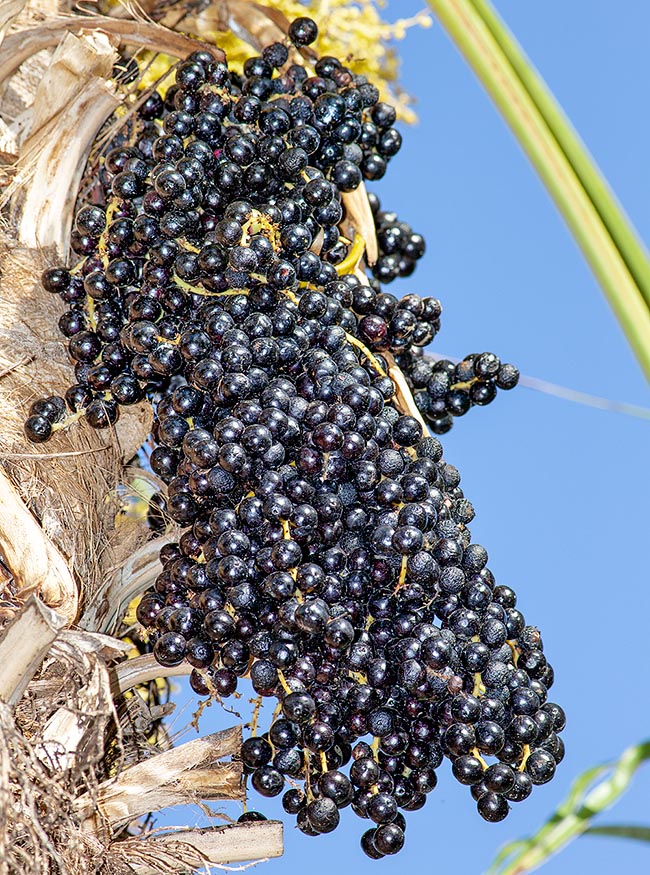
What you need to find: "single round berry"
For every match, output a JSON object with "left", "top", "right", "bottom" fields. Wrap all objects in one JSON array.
[
  {"left": 374, "top": 822, "right": 405, "bottom": 855},
  {"left": 251, "top": 766, "right": 284, "bottom": 797},
  {"left": 525, "top": 749, "right": 557, "bottom": 785},
  {"left": 24, "top": 415, "right": 52, "bottom": 443},
  {"left": 477, "top": 792, "right": 510, "bottom": 823},
  {"left": 307, "top": 797, "right": 340, "bottom": 833},
  {"left": 289, "top": 17, "right": 319, "bottom": 46},
  {"left": 238, "top": 811, "right": 267, "bottom": 823}
]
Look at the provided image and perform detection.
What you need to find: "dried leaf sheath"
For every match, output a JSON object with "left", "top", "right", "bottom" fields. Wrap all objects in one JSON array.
[
  {"left": 117, "top": 821, "right": 284, "bottom": 873},
  {"left": 0, "top": 596, "right": 66, "bottom": 705},
  {"left": 10, "top": 31, "right": 120, "bottom": 255},
  {"left": 0, "top": 15, "right": 225, "bottom": 85},
  {"left": 75, "top": 727, "right": 244, "bottom": 830}
]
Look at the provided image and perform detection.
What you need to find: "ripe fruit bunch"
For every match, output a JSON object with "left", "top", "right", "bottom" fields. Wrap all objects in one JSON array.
[
  {"left": 395, "top": 350, "right": 520, "bottom": 435},
  {"left": 24, "top": 16, "right": 563, "bottom": 858}
]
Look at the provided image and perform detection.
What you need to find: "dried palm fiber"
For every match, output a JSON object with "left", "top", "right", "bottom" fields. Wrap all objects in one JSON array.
[
  {"left": 0, "top": 603, "right": 253, "bottom": 875},
  {"left": 0, "top": 235, "right": 155, "bottom": 622},
  {"left": 0, "top": 11, "right": 226, "bottom": 87},
  {"left": 0, "top": 601, "right": 125, "bottom": 875},
  {"left": 0, "top": 698, "right": 98, "bottom": 875},
  {"left": 0, "top": 20, "right": 126, "bottom": 622}
]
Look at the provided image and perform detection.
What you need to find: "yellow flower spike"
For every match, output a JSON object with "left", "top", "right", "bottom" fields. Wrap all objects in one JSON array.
[
  {"left": 506, "top": 639, "right": 520, "bottom": 666},
  {"left": 393, "top": 554, "right": 409, "bottom": 594},
  {"left": 282, "top": 514, "right": 299, "bottom": 584},
  {"left": 86, "top": 294, "right": 97, "bottom": 331},
  {"left": 249, "top": 695, "right": 264, "bottom": 736},
  {"left": 50, "top": 410, "right": 85, "bottom": 434},
  {"left": 98, "top": 197, "right": 121, "bottom": 267},
  {"left": 343, "top": 332, "right": 387, "bottom": 377},
  {"left": 471, "top": 747, "right": 489, "bottom": 770},
  {"left": 277, "top": 669, "right": 293, "bottom": 695},
  {"left": 241, "top": 210, "right": 282, "bottom": 250}
]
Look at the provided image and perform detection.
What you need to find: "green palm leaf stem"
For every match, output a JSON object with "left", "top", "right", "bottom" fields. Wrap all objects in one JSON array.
[{"left": 427, "top": 0, "right": 650, "bottom": 379}]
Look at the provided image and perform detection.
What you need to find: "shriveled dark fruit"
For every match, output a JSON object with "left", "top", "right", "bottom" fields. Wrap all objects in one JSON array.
[{"left": 307, "top": 797, "right": 340, "bottom": 833}]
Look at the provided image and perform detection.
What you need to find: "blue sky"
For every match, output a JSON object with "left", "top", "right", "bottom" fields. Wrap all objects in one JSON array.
[{"left": 156, "top": 3, "right": 650, "bottom": 873}]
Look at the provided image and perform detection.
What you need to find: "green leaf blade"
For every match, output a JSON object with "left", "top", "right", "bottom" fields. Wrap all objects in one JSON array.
[{"left": 586, "top": 825, "right": 650, "bottom": 843}]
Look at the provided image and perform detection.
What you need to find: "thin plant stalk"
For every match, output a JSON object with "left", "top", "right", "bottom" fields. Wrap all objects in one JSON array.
[{"left": 485, "top": 741, "right": 650, "bottom": 875}]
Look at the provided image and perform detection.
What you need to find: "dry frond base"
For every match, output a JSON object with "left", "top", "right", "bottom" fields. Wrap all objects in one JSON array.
[
  {"left": 1, "top": 607, "right": 257, "bottom": 875},
  {"left": 0, "top": 237, "right": 152, "bottom": 620},
  {"left": 0, "top": 617, "right": 123, "bottom": 875},
  {"left": 0, "top": 702, "right": 89, "bottom": 875}
]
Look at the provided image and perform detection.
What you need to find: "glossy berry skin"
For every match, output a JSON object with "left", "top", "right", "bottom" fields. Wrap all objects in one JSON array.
[
  {"left": 361, "top": 829, "right": 385, "bottom": 859},
  {"left": 282, "top": 692, "right": 316, "bottom": 723},
  {"left": 241, "top": 736, "right": 272, "bottom": 768},
  {"left": 24, "top": 415, "right": 52, "bottom": 443},
  {"left": 289, "top": 17, "right": 319, "bottom": 46},
  {"left": 238, "top": 811, "right": 268, "bottom": 823},
  {"left": 526, "top": 749, "right": 556, "bottom": 785},
  {"left": 477, "top": 792, "right": 510, "bottom": 823},
  {"left": 474, "top": 720, "right": 505, "bottom": 756},
  {"left": 251, "top": 766, "right": 284, "bottom": 797},
  {"left": 307, "top": 797, "right": 340, "bottom": 833},
  {"left": 153, "top": 632, "right": 186, "bottom": 666},
  {"left": 84, "top": 398, "right": 118, "bottom": 428},
  {"left": 282, "top": 788, "right": 305, "bottom": 814},
  {"left": 185, "top": 637, "right": 213, "bottom": 668},
  {"left": 41, "top": 266, "right": 71, "bottom": 293},
  {"left": 351, "top": 756, "right": 380, "bottom": 788},
  {"left": 374, "top": 823, "right": 405, "bottom": 855},
  {"left": 444, "top": 724, "right": 476, "bottom": 757},
  {"left": 505, "top": 771, "right": 533, "bottom": 803},
  {"left": 211, "top": 668, "right": 238, "bottom": 696},
  {"left": 484, "top": 763, "right": 515, "bottom": 795},
  {"left": 368, "top": 793, "right": 398, "bottom": 825},
  {"left": 542, "top": 703, "right": 567, "bottom": 732},
  {"left": 452, "top": 755, "right": 484, "bottom": 786},
  {"left": 318, "top": 769, "right": 352, "bottom": 806}
]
